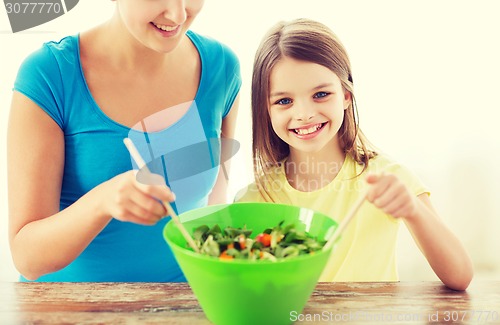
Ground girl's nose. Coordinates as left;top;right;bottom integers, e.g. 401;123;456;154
293;103;315;121
162;0;187;25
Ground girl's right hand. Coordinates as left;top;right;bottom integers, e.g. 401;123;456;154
97;170;176;225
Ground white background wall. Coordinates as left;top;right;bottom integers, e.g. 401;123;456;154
1;0;499;282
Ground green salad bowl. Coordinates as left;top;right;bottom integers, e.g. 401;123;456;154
163;202;337;325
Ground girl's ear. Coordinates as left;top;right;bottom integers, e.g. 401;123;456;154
343;91;352;110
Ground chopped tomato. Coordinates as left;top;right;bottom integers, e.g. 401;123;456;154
256;233;272;247
219;251;234;260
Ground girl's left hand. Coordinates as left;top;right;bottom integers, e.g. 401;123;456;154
365;173;418;220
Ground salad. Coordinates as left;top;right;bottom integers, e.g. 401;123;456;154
191;221;325;261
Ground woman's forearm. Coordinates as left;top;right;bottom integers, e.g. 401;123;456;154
10;187;112;281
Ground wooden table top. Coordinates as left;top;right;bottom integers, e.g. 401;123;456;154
1;281;499;324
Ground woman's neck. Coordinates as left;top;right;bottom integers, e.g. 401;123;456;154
286;144;346;192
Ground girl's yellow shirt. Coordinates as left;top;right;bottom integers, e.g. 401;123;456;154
235;154;428;282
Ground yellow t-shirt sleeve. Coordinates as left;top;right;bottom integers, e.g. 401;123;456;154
234;183;266;203
384;160;430;197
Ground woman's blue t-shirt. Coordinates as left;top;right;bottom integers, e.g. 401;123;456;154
13;30;241;282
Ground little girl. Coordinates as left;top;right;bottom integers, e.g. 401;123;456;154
236;18;473;290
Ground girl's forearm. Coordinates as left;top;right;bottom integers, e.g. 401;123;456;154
404;196;473;290
10;188;112;281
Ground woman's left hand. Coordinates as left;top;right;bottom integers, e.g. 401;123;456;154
365;173;418;220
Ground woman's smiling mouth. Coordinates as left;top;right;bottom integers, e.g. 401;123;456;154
152;22;178;31
150;22;180;37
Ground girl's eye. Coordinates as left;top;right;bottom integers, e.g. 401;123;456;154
274;98;292;105
313;91;330;99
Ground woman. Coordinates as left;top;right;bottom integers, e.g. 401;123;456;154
8;0;241;282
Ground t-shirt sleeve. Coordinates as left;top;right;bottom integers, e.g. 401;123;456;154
385;162;430;197
13;44;65;129
221;44;241;118
234;182;266;203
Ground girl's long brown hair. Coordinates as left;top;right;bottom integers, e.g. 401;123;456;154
251;19;377;201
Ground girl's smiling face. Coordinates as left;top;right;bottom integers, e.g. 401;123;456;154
116;0;205;52
268;57;352;156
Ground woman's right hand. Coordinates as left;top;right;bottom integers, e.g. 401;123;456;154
97;170;176;225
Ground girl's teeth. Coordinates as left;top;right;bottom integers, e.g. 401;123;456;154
295;124;322;135
153;23;177;31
